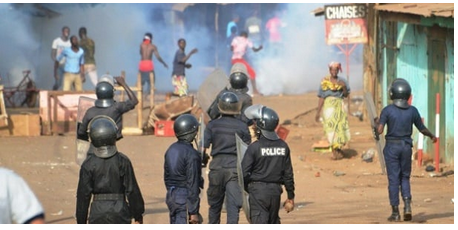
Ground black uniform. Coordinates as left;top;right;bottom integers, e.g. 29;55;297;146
207;87;253;124
76;152;145;224
164;141;203;224
204;115;251;224
241;136;295;224
77;100;136;141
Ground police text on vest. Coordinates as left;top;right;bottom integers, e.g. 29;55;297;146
261;147;286;156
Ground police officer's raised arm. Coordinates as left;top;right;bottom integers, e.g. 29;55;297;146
115;76;138;106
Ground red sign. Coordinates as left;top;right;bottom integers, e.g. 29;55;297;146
324;4;368;45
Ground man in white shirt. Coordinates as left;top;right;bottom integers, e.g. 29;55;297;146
0;167;45;224
244;10;262;47
51;26;71;90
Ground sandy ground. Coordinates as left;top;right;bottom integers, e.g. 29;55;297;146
0;91;454;225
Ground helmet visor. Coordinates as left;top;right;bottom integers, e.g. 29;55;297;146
244;104;265;120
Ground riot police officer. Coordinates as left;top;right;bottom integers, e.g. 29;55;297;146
78;75;138;141
76;115;145;224
164;114;204;224
207;63;253;124
204;92;251;224
241;104;295;224
76;75;138;165
375;78;437;222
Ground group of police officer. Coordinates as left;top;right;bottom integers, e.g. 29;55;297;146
164;63;296;224
73;62;434;224
73;64;296;224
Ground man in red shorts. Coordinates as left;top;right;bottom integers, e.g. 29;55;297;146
231;31;262;96
139;32;168;107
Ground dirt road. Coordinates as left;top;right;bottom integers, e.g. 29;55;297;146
0;92;454;224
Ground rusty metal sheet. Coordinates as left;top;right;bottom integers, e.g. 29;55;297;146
374;3;454;18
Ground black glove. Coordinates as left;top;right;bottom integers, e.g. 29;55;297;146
207;99;221;120
199;176;204;189
372;126;380;141
202;153;209;167
244;176;251;193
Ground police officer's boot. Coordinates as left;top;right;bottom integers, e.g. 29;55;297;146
403;197;412;221
387;205;401;222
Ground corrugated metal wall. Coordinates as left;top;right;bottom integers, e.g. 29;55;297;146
379;19;454;164
444;29;454;164
396;23;430;152
426;26;446;164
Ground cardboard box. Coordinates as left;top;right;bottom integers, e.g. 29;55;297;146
155;120;175;137
0;113;41;137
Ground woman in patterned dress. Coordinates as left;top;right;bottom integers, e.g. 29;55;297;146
315;62;351;160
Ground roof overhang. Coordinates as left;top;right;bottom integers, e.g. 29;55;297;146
374;3;454;18
311;7;324;16
10;3;61;18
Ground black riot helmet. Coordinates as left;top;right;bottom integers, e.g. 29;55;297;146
87;115;118;158
217;91;242;115
389;78;411;109
244;104;280;140
173;114;199;143
229;63;249;91
95;81;115;108
229;72;248;90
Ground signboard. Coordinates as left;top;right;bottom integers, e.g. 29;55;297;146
324;4;368;45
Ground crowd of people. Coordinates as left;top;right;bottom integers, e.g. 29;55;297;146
222;9;288;96
49;8;288;99
51;26;97;91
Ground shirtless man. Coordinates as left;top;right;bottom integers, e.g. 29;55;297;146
139;32;168;108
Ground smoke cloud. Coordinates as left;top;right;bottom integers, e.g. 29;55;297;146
0;3;362;95
253;3;363;96
0;4;42;87
0;3;212;92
